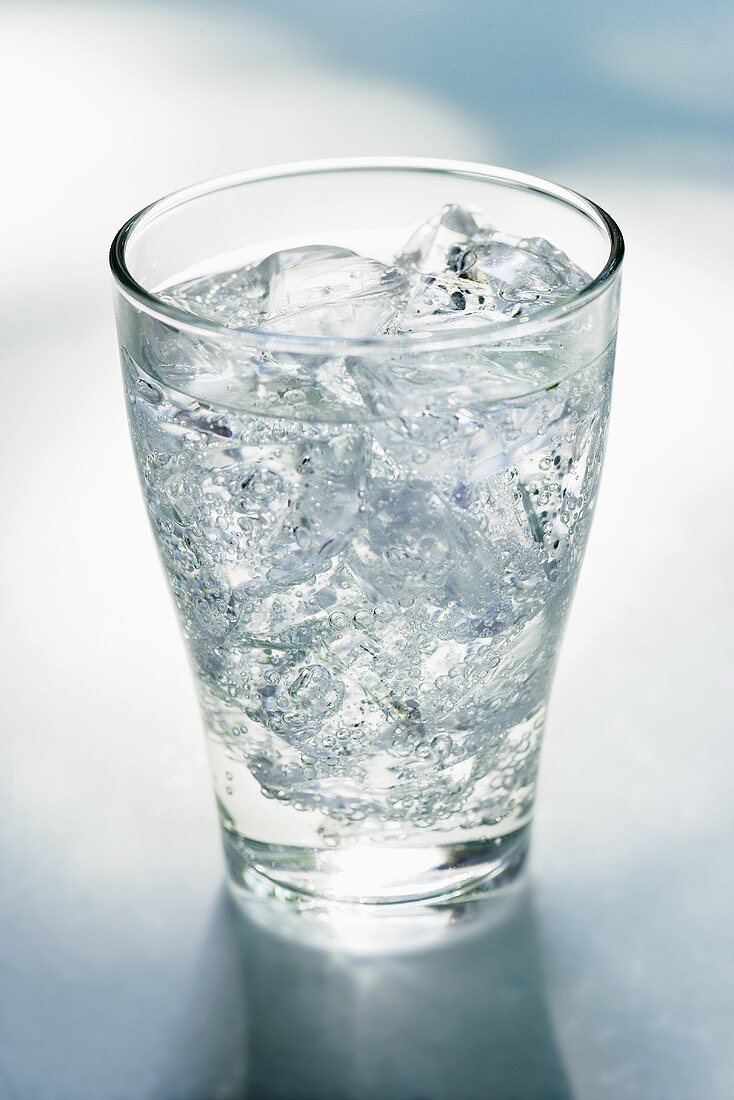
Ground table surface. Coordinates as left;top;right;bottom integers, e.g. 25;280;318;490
3;3;733;1098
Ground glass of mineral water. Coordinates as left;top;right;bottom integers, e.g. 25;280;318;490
111;159;623;928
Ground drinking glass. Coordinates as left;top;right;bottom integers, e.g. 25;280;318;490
110;159;623;923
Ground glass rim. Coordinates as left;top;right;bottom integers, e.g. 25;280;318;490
109;156;624;356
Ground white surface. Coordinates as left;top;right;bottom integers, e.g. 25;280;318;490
2;3;733;1098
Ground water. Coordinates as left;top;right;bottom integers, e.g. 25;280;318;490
124;205;613;907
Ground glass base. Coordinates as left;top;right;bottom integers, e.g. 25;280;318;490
224;824;530;951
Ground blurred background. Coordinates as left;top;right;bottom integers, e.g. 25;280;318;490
2;2;733;1098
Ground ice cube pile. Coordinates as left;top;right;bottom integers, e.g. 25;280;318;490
126;205;611;844
161;203;588;338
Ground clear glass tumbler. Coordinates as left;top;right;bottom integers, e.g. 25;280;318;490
111;159;623;922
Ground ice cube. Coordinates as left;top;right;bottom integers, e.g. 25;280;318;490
158;244;407;338
158;268;265;328
262;247;398;312
392;272;521;333
253;244;355;289
267;662;345;739
397;204;487;273
351;480;453;599
349;479;506;642
158;248;353;328
257;246;407;338
261;297;397;339
464;232;588;305
393;207;589;330
264;428;369;585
